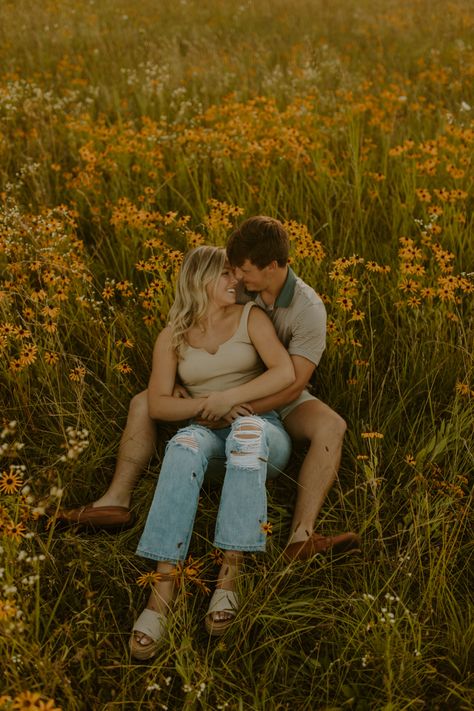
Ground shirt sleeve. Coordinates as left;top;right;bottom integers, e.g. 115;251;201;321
287;300;327;366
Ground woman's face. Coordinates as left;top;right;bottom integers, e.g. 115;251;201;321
208;263;238;306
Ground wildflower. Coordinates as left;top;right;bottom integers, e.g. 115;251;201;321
19;344;38;366
361;432;384;439
143;314;156;326
350;309;365;321
399;279;419;293
10;358;25;373
405;454;416;466
115;362;133;374
44;352;59;365
260;521;273;536
335;296;353;311
209;549;224;566
0;469;23;494
0;599;17;620
184;557;202;578
42;320;58;334
102;285;115;300
415;188;431;203
11;691;44;709
41;305;60;319
357;455;369;460
455;382;470;396
69;366;86;382
136;571;171;587
5;521;27;541
115;337;134;348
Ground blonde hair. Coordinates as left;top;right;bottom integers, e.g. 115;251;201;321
168;246;227;356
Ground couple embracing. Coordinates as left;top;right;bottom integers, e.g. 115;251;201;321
56;216;360;659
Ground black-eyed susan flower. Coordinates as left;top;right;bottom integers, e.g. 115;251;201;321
11;690;44;709
136;571;168;587
335;296;353;311
209;549;224;566
115;362;133;374
5;521;27;540
69;366;86;382
260;521;273;536
44;352;59;366
19;344;38;366
0;469;23;494
115;337;134;348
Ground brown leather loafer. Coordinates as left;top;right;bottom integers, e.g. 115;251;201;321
53;504;134;530
284;531;361;562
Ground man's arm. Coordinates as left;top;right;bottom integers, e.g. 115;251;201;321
247;354;316;414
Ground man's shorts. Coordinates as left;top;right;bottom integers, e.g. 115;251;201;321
278;389;318;421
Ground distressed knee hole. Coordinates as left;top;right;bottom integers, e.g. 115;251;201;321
173;432;199;452
228;418;266;470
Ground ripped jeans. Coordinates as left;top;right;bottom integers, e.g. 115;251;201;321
136;412;292;563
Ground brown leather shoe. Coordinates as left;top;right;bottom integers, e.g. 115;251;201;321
284;532;361;562
53;504;134;530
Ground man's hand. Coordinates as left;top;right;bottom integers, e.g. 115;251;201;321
200;391;235;420
173;384;191;399
222;403;254;424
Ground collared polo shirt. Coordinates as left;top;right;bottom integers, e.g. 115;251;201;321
247;267;327;367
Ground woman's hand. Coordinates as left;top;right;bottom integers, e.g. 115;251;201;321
222;403;254;424
199;391;235;421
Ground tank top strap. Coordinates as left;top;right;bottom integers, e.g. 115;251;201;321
233;300;256;341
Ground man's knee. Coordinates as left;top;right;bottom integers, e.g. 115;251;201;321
286;400;346;443
128;390;149;420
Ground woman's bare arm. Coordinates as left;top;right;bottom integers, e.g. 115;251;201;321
200;307;295;420
147;327;207;421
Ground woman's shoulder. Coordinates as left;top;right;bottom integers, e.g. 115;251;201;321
154;325;173;350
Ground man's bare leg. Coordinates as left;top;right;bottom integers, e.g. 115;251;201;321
55;390;158;527
282;399;360;560
93;390;157;508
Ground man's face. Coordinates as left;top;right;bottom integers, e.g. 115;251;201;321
233;259;272;292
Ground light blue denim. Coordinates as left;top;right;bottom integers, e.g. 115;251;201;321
136;412;292;563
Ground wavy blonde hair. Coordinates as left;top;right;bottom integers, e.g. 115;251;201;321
168;246;227;356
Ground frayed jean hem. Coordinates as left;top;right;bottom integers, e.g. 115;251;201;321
135;548;183;565
213;540;266;553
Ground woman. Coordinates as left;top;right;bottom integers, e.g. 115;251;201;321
130;245;294;659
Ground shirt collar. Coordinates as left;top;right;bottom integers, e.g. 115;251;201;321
249;267;297;309
274;267;297;307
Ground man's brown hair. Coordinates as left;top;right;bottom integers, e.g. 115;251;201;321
227;216;289;268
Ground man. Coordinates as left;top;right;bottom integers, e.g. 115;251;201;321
56;216;360;561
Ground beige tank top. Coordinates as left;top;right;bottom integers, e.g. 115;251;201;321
178;301;264;397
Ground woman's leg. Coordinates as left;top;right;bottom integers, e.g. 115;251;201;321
136;424;225;563
207;415;291;629
131;425;226;656
214;415;292;553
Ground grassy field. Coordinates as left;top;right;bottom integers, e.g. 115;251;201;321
1;0;473;708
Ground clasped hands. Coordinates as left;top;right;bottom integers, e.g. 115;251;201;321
173;384;254;428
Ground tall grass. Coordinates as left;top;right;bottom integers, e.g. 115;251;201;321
1;0;473;709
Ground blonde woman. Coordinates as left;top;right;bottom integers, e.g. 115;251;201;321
130;246;295;659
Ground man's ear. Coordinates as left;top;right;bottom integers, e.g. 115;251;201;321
266;260;278;272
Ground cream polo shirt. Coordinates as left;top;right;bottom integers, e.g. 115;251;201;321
241;268;326;367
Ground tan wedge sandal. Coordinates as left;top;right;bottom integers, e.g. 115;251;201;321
204;588;239;636
129;608;167;660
